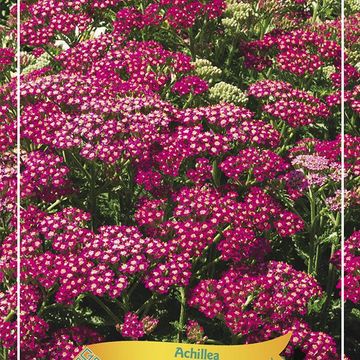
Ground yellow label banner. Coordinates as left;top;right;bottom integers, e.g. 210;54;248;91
75;332;292;360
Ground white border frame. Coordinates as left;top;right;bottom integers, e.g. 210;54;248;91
14;0;347;359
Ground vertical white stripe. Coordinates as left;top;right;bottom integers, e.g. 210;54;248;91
16;0;21;359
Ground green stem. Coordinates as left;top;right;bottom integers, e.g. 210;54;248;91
193;224;232;269
39;302;64;315
0;348;6;360
231;334;241;345
114;298;128;313
312;1;319;23
121;292;131;312
195;256;222;277
307;188;317;274
314;243;321;275
87;294;119;323
136;293;158;316
320;243;338;326
244;169;254;187
213;224;232;243
188;28;196;60
183;93;194;108
40;45;56;60
4;310;15;322
46;197;67;212
127;278;142;298
259;16;272;39
67;151;92;181
177;287;186;343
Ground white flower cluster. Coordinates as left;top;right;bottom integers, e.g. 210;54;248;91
221;1;254;36
209;81;247;105
193;59;222;82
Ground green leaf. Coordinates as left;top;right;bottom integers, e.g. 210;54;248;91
307;295;327;314
292;236;310;262
350;308;360;320
319;232;339;245
86;315;110;326
212;160;221;187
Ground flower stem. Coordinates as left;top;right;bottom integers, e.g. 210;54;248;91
4;310;15;322
67;151;92;181
177;287;186;343
195;256;222;277
136;293;158;316
46;197;67;212
87;293;119;323
320;243;338;326
307;188;317;274
192;224;232;271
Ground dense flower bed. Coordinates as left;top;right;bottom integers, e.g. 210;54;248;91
0;0;359;359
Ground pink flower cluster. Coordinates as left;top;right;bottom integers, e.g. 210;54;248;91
15;185;304;354
113;0;225;34
219;148;289;183
188;261;338;359
21;0;226;48
289;135;360;210
0;152;16;217
21;39;216;167
172;76;209;96
0;80;16;153
21;323;104;360
21;206;171;303
186;320;206;344
333;231;360;304
244;29;340;76
21;151;72;201
0;48;15;71
119;313;158;339
248;80;330;127
257;0;312;30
